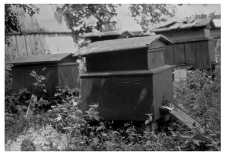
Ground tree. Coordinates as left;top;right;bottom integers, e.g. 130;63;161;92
5;4;39;45
129;4;175;32
55;4;119;33
55;4;175;35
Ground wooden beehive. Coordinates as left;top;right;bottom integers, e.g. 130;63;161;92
11;53;79;97
75;35;174;121
152;18;216;69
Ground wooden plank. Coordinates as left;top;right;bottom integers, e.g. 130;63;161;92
184;42;196;66
164;45;174;65
196;41;211;69
208;40;216;63
158;29;207;43
5;44;12;70
174;44;185;65
5;44;11;62
16;35;28;57
34;35;46;55
25;35;36;56
171;107;203;133
7;36;19;60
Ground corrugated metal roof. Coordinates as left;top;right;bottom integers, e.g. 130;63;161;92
152;18;215;32
82;30;135;38
74;35;173;56
10;53;73;65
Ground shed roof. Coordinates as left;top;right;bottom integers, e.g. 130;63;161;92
74;35;173;56
152;18;216;32
10;53;73;65
82;30;135;38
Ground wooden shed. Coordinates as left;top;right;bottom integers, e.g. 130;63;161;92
152;18;216;69
74;35;174;121
11;53;79;97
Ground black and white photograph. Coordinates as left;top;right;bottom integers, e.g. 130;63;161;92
3;1;221;151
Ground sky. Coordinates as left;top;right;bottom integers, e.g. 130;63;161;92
34;4;221;32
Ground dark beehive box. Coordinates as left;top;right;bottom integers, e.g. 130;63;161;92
152;18;216;69
11;53;79;97
75;35;174;121
164;38;215;69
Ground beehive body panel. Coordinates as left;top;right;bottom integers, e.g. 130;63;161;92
58;64;80;89
12;67;26;91
152;67;173;120
164;45;174;65
185;42;196;65
12;64;59;97
11;54;79;96
81;74;153;121
174;44;185;65
196;41;211;69
86;48;148;72
156;28;210;42
147;50;165;69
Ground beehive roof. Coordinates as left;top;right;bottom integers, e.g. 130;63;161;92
213;19;221;28
74;35;173;56
82;30;135;38
10;53;73;65
152;18;215;32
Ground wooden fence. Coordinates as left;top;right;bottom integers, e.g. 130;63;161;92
5;32;78;67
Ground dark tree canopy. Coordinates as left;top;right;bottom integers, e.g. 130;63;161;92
5;4;39;45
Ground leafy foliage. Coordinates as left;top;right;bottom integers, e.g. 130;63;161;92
5;4;39;45
55;4;176;33
53;4;120;47
129;4;175;31
53;4;176;47
173;65;221;151
55;4;119;33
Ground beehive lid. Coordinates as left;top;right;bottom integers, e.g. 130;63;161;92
152;18;216;32
74;35;173;56
82;30;135;38
212;19;221;28
10;53;73;65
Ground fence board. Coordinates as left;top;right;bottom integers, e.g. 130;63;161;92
34;35;46;55
16;36;27;57
25;35;36;56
